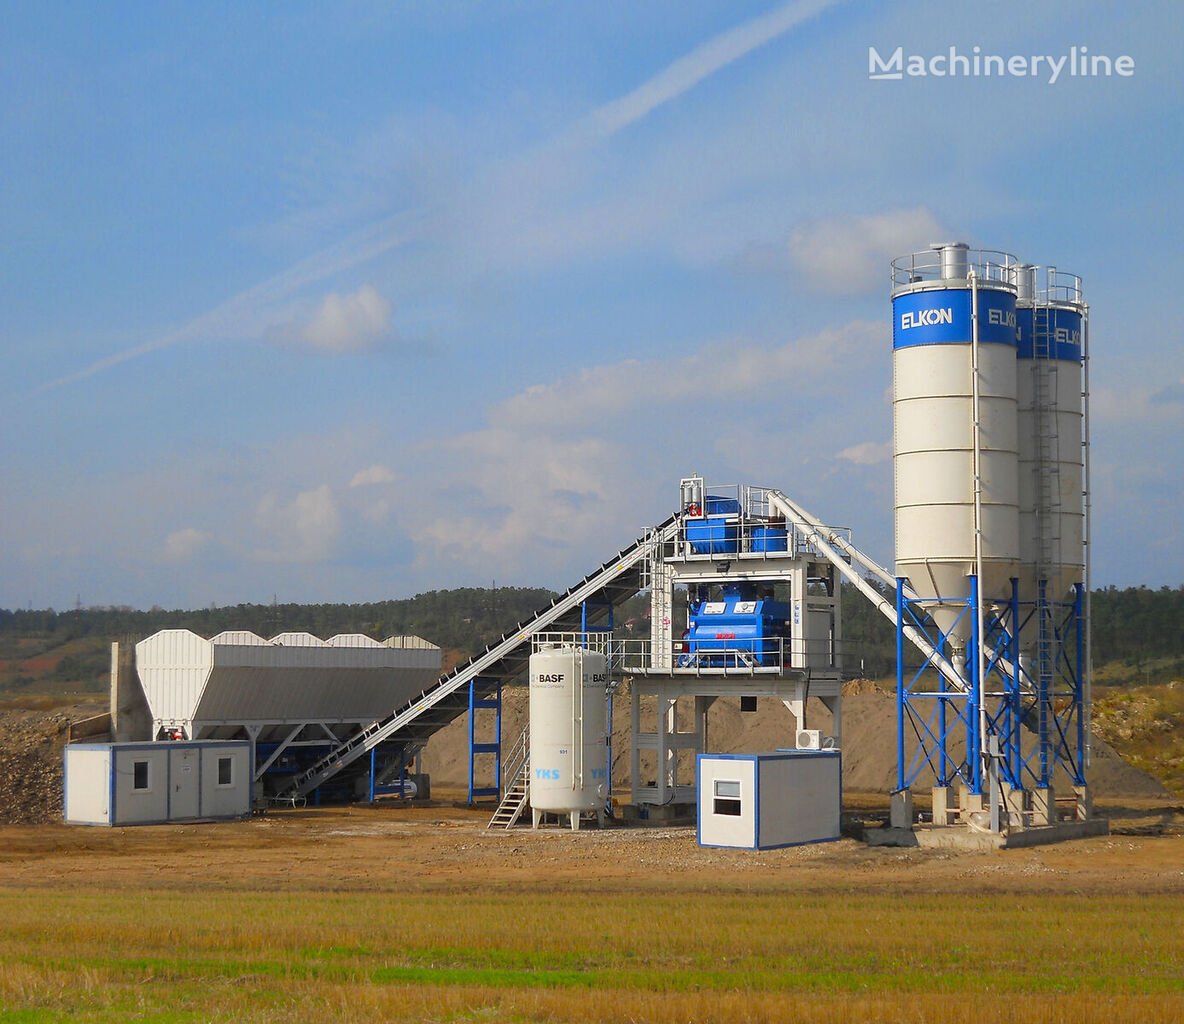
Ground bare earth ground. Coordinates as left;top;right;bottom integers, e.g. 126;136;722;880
2;796;1183;891
2;690;1182;1020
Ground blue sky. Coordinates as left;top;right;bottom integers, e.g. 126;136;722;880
2;1;1181;610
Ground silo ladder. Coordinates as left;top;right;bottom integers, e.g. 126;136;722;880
487;729;530;830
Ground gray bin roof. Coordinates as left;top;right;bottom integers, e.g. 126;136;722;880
136;629;442;731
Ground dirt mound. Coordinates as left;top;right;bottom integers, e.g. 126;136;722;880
0;702;104;824
421;685;1169;799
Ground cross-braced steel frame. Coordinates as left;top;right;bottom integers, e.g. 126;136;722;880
896;576;1085;798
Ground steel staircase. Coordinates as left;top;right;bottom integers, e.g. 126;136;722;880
275;514;682;800
487;728;530;829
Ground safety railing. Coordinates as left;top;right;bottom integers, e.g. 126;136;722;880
891;248;1021;289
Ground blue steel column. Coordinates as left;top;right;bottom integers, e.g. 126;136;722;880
968;575;982;795
1038;579;1051;789
1074;582;1086;785
1008;578;1021;786
895;578;906;794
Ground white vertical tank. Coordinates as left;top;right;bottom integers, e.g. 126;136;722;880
529;646;608;830
891;243;1021;647
1014;266;1086;609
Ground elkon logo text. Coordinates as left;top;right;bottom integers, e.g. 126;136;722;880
869;45;1134;83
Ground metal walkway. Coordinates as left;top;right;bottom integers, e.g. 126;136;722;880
277;515;681;800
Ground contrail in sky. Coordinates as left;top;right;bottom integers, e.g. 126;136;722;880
586;0;843;138
36;0;843;395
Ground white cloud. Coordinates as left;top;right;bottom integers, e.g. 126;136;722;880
491;321;880;432
837;441;892;465
252;484;341;563
788;207;950;294
392;318;887;580
298;285;392;353
349;464;397;488
163;527;212;562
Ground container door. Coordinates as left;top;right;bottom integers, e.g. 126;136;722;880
169;746;200;820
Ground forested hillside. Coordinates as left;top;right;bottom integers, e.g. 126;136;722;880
1;583;1182;693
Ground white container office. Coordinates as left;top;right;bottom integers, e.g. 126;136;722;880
64;740;252;826
697;750;841;850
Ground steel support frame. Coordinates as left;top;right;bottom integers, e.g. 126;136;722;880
896;575;1086;804
1012;581;1087;790
467;677;502;802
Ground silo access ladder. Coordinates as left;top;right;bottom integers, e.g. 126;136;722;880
487;729;530;829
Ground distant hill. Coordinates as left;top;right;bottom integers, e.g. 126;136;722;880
1;584;1182;694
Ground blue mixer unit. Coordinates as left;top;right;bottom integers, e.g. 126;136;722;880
684;583;788;666
686;495;742;554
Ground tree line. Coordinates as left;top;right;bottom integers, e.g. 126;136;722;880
1;582;1181;684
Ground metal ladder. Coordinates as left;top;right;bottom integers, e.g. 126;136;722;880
487;728;530;829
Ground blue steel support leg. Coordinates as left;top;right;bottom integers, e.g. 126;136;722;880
467;680;477;804
969;575;982;796
938;645;949;788
494;680;503;794
1039;579;1050;789
895;578;906;794
1074;582;1086;785
369;748;376;803
1009;578;1021;787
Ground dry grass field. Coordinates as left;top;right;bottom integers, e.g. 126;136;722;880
1;797;1182;1023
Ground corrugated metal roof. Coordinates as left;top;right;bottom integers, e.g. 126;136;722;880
383;635;439;650
325;633;384;648
136;628;442;736
270;632;327;647
211;630;269;645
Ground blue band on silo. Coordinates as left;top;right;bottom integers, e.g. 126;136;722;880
1015;306;1083;362
892;287;1017;349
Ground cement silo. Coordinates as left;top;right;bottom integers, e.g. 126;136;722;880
528;646;608;830
891;243;1021;650
1013;264;1086;609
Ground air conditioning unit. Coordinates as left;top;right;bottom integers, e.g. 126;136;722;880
796;730;837;750
797;729;822;750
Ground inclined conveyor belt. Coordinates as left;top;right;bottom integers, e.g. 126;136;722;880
277;514;682;799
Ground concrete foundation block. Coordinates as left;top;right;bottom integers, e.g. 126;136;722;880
890;790;914;829
959;790;984;821
931;786;954;826
1075;784;1092;822
1029;787;1055;826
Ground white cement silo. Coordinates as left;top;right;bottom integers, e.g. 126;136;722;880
891;243;1021;649
528;646;608;830
1014;265;1086;608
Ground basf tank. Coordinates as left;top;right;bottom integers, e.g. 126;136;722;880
528;646;608;830
1013;264;1086;608
891;243;1021;645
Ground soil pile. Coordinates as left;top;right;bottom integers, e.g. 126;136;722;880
420;682;1169;799
0;702;103;824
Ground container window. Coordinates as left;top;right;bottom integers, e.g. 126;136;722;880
713;778;742;816
217;756;233;787
133;760;150;791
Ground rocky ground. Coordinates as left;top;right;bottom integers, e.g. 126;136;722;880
0;697;105;825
